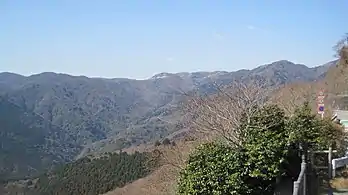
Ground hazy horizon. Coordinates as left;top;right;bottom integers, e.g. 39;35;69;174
1;1;346;79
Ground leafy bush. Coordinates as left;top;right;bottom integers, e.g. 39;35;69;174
177;142;250;195
242;104;289;181
178;103;345;195
288;102;346;151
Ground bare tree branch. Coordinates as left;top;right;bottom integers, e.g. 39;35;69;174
272;82;319;116
333;33;348;58
181;79;271;147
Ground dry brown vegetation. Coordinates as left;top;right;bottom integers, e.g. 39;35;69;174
183;80;270;146
330;168;348;190
103;35;348;195
102;140;198;195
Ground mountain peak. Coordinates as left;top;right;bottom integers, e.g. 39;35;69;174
151;72;175;79
256;60;308;72
271;60;295;65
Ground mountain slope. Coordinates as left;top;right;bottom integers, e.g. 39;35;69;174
0;97;80;182
27;151;156;195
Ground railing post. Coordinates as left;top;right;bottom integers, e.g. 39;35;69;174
332;159;336;178
329;146;333;179
328;145;333;195
301;142;307;195
302;162;307;195
293;181;299;195
293;162;307;195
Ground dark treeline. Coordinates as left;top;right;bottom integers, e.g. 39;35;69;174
6;151;157;195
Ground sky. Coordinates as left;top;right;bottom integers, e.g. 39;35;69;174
1;0;347;79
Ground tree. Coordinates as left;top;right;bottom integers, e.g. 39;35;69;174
272;82;317;116
333;33;348;62
242;105;289;183
287;102;346;151
287;102;321;147
326;33;348;96
177;142;250;195
183;80;271;147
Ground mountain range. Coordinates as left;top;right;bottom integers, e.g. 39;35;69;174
0;59;336;181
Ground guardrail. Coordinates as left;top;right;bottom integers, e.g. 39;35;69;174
332;156;348;177
293;162;307;195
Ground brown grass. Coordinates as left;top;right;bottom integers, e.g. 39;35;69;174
102;164;178;195
330;169;348;189
330;177;348;189
102;139;201;195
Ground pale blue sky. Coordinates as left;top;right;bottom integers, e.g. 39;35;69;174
1;1;347;79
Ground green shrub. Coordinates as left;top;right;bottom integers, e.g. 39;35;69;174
178;142;252;195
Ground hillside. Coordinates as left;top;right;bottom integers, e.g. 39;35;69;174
102;140;198;195
0;97;80;182
0;60;333;182
2;151;158;195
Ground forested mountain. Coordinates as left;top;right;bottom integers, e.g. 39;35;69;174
0;60;335;182
0;97;80;182
2;151;157;195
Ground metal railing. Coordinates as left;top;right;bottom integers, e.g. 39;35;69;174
293;162;307;195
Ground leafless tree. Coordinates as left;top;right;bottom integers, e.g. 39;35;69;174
326;33;348;102
333;33;348;60
272;82;320;116
182;79;272;147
